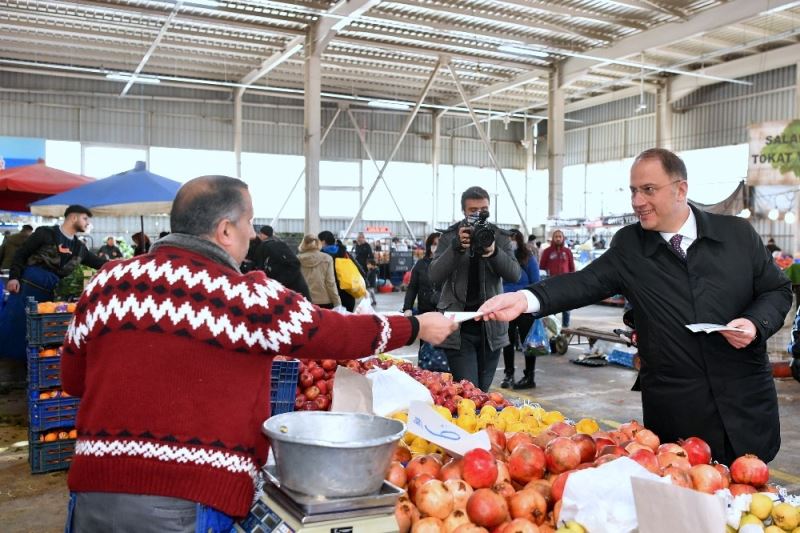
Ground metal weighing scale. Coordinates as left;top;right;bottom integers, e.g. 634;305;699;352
236;466;403;533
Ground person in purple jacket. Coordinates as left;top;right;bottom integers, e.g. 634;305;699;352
500;229;541;389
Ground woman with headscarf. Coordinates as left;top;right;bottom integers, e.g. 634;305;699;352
297;234;341;309
500;229;540;389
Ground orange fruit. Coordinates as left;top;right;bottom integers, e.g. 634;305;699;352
39;392;50;400
67;303;77;313
61;391;70;398
39;348;57;357
57;431;69;440
44;433;57;442
68;429;77;439
37;302;56;313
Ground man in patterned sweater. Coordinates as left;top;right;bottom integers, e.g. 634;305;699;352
61;175;458;532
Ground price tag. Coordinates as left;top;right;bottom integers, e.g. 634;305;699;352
407;401;491;457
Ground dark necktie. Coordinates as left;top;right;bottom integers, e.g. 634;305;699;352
669;234;686;260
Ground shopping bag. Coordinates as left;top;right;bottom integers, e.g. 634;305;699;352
523;318;550;356
418;341;450;372
334;257;367;298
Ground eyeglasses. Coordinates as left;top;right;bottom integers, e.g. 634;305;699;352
629;179;685;198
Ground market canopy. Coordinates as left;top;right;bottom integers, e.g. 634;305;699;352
0;160;94;212
29;161;182;218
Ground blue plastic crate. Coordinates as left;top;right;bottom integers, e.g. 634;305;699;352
270;359;299;416
29;390;80;432
26;299;72;346
27;347;63;390
29;431;75;474
607;349;636;368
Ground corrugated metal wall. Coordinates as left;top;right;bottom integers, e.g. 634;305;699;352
0;72;525;169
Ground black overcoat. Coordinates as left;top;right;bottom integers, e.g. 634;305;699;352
529;206;791;464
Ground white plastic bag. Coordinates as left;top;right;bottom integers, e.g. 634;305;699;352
365;366;433;416
559;457;668;533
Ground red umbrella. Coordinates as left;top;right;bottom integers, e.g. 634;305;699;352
0;160;94;212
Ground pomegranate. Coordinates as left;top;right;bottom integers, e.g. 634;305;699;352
549;422;576;437
593;437;615;457
466;488;510;528
712;462;731;489
395;500;421;533
729;483;757;496
629;449;660;475
495;460;511;485
570;434;595;464
408;474;436;502
493;481;516;500
444;479;473;510
394;445;413;463
729;454;769;486
463;449;499;489
594;454;620;467
416;479;454;519
553;499;562;525
524;478;552;507
387;461;408;488
597;444;626;458
508;489;547;525
618;420;643;439
501;518;541;533
452;525;490;533
545;437;581;474
532;431;557;450
439;458;464;481
624;442;652;455
507;432;535;453
679;437;712;466
634;429;660;452
508;444;546;484
656;451;691;471
757;483;779;494
688;464;724;494
407;455;443;480
549;471;573;502
662;465;693;489
486;427;507;451
657;443;685;456
412;517;445;533
443;509;471;533
608;431;627;445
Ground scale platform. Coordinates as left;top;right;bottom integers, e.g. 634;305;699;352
236;466;403;533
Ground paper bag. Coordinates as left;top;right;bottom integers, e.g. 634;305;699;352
632;477;726;533
330;366;373;414
366;366;433;416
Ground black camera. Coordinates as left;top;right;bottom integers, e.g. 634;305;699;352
463;210;495;256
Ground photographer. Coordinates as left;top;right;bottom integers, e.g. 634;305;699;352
429;186;521;391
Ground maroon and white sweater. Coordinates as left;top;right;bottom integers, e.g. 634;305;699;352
61;239;417;517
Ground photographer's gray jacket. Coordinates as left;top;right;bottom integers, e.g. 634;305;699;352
429;223;521;351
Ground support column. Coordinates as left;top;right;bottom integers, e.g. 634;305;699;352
304;28;322;235
432;111;442;232
233;88;243;179
656;81;673;150
547;67;565;219
793;63;800;255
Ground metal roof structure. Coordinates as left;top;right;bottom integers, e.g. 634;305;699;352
1;0;799;116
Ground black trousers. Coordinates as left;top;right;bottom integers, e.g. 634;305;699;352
502;313;536;378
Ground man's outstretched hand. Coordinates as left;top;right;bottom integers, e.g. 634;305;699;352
478;292;529;322
417;312;459;345
719;318;757;349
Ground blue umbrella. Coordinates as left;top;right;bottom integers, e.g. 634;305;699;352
30;161;181;218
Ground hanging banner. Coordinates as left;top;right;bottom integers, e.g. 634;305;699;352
747;120;800;186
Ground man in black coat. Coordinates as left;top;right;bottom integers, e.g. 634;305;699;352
479;148;791;466
253;225;310;299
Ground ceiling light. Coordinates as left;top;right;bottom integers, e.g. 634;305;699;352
768;208;780;221
785;211;796;224
367;100;411;111
184;0;220;7
106;73;160;85
497;45;549;59
738;208;751;219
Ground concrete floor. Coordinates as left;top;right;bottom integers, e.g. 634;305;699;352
0;291;797;532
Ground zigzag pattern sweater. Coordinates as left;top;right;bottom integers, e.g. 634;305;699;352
61;242;416;517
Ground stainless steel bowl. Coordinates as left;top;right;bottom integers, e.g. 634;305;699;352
263;411;405;498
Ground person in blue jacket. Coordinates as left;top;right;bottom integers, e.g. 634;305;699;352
500;229;541;389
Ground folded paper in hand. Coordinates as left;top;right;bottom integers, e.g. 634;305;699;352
686;323;745;333
443;311;483;323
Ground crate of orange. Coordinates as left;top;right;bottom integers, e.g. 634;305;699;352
28;389;80;432
27;346;63;389
26;297;75;346
29;429;77;474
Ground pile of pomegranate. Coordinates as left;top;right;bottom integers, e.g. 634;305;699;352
388;419;776;533
292;356;512;412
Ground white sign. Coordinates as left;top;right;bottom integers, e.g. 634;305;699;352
747;119;800;185
407;401;490;457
